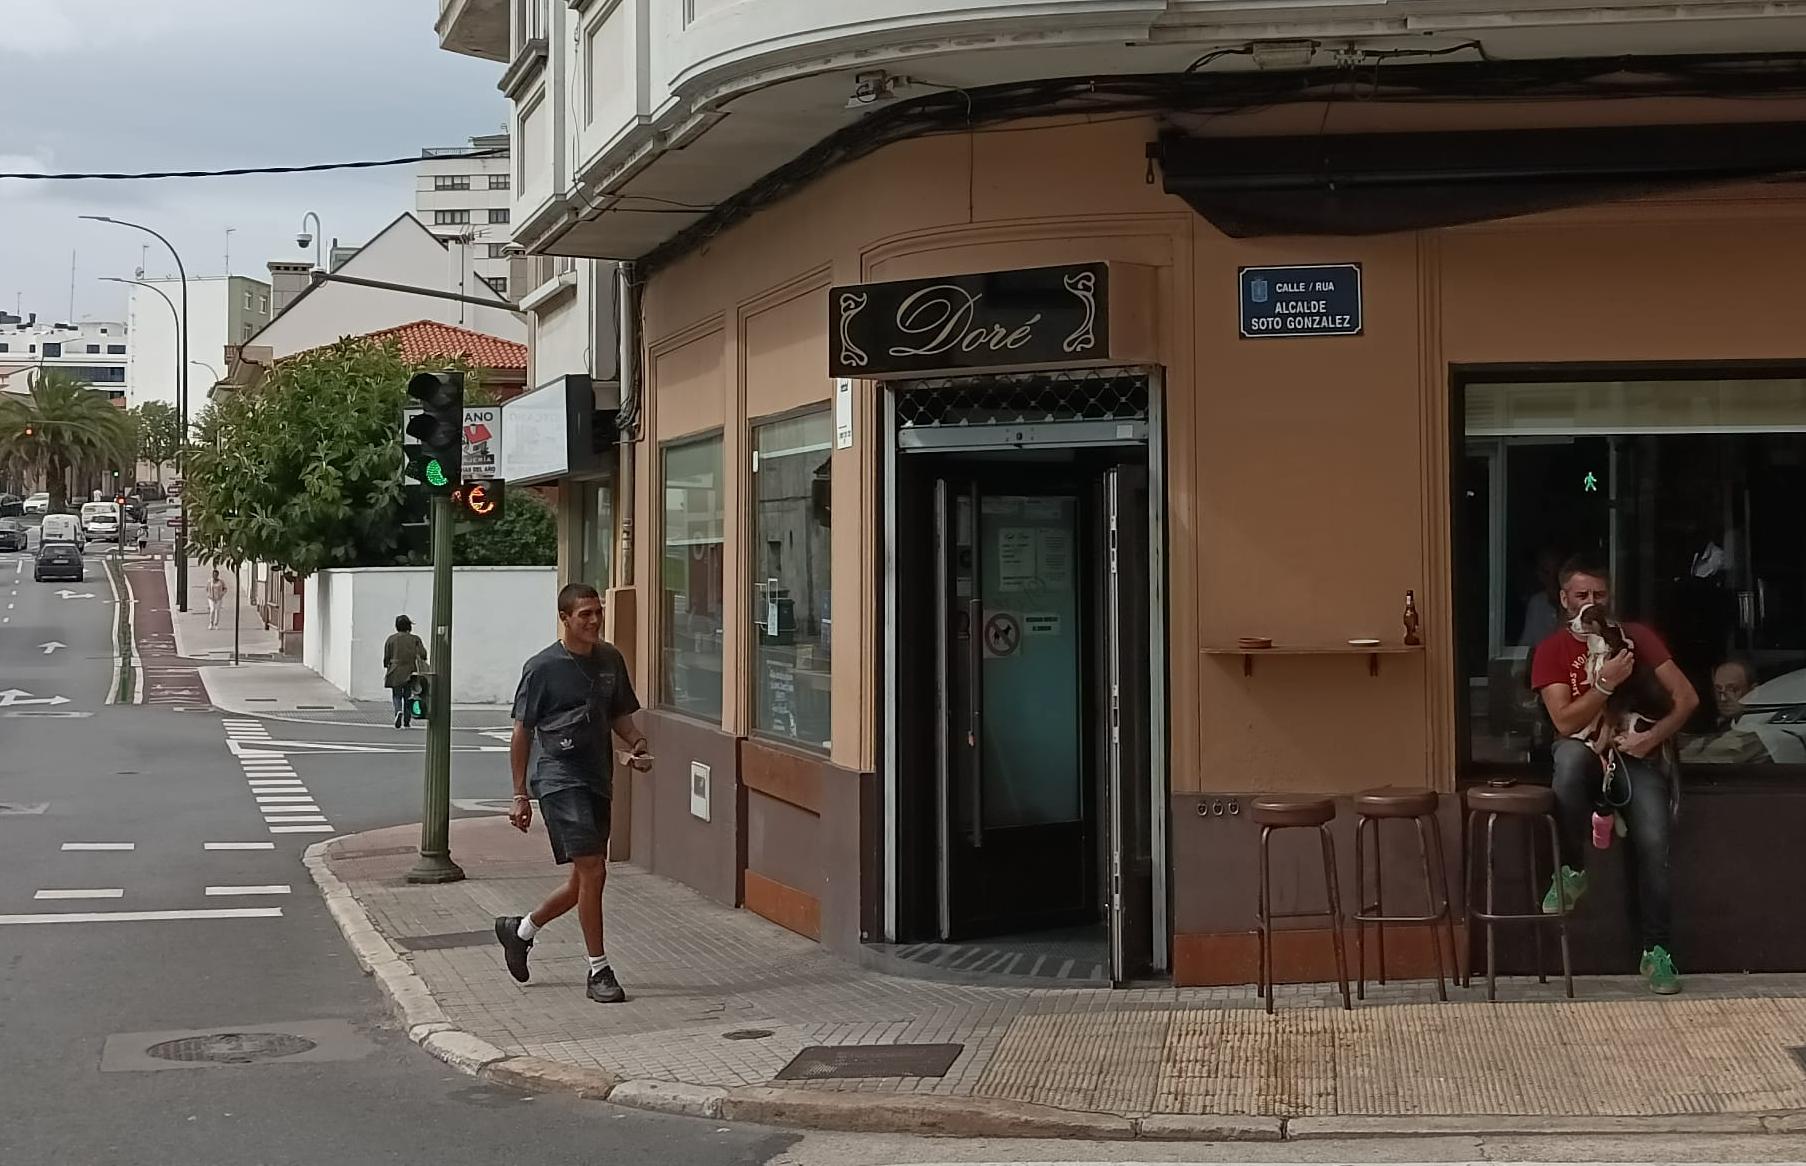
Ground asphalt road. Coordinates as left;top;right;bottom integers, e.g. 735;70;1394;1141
0;541;796;1166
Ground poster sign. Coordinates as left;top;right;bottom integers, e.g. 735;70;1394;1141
461;406;501;479
1239;263;1362;339
830;263;1108;377
835;377;854;449
982;612;1021;658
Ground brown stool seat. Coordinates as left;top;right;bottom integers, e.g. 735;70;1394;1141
1465;783;1555;816
1250;795;1334;828
1354;787;1438;818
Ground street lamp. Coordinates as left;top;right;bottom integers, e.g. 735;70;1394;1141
298;212;323;270
85;216;191;613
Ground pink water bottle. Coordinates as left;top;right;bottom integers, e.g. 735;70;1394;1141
1592;812;1614;850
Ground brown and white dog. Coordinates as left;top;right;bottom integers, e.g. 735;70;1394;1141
1572;602;1673;753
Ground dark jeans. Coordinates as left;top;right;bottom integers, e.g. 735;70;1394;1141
1550;737;1673;950
390;685;411;720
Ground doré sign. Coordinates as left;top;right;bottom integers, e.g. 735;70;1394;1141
830;262;1108;378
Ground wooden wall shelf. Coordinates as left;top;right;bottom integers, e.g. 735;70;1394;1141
1202;643;1424;678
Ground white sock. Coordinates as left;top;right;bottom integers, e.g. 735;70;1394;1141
587;954;610;975
517;917;539;941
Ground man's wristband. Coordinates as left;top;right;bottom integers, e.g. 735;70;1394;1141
512;794;530;802
1595;681;1617;697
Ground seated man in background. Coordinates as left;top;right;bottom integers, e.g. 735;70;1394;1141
1680;658;1772;765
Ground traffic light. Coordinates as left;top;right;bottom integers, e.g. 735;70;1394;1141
451;479;505;521
403;370;464;492
397;482;431;560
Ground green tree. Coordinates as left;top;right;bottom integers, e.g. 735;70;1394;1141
0;370;134;512
184;339;416;576
455;488;556;566
129;400;182;482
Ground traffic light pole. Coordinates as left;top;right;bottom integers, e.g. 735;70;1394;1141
407;492;464;884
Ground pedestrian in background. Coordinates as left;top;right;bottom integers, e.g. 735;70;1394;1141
205;570;228;630
384;614;428;729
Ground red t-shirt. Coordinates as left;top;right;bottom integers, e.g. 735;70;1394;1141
1530;621;1673;698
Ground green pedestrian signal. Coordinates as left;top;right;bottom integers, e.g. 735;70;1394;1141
424;458;448;488
1583;471;1599;493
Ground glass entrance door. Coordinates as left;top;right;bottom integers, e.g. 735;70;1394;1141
934;474;1090;939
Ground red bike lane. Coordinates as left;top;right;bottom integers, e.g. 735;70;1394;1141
124;560;209;707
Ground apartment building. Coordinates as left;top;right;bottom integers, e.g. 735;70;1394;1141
0;313;129;399
417;132;515;299
439;0;1806;989
124;275;270;408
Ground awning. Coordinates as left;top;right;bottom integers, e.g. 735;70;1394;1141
1154;121;1806;236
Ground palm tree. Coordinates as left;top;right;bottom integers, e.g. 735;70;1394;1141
0;370;135;512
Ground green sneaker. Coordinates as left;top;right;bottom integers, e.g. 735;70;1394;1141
1540;865;1588;915
1641;946;1682;995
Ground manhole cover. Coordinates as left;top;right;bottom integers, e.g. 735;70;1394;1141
145;1032;318;1064
775;1043;963;1081
722;1029;773;1041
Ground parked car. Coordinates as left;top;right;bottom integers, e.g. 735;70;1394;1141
23;492;50;514
0;518;24;552
134;481;166;502
33;541;82;582
0;493;20;517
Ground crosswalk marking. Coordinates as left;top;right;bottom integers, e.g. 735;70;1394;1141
35;888;124;900
204;842;276;850
268;824;334;834
205;885;290;896
255;795;316;802
61;842;133;851
264;814;327;823
0;908;283;925
223;716;335;837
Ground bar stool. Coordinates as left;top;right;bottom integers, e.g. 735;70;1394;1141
1250;795;1351;1014
1350;787;1457;1001
1463;782;1574;1000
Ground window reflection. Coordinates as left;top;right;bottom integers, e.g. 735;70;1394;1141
1460;377;1806;771
661;437;724;721
751;412;832;750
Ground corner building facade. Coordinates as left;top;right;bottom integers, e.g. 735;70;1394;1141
438;0;1806;986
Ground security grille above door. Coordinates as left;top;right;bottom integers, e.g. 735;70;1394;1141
895;368;1149;452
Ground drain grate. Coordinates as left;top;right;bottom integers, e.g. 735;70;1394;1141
722;1029;773;1041
776;1043;963;1081
146;1032;318;1064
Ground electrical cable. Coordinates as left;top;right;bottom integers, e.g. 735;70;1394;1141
0;149;507;182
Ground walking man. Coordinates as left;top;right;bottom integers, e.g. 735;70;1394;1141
1530;555;1699;994
495;583;652;1003
205;569;228;630
382;615;427;729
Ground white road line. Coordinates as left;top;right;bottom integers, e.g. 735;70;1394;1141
205;885;291;896
61;842;134;851
269;824;334;834
204;842;276;850
263;814;326;822
0;908;282;925
248;781;306;789
255;795;316;803
35;888;125;900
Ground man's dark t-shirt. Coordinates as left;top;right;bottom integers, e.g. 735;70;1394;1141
511;640;640;798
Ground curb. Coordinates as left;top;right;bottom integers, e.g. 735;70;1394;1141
299;839;1806;1142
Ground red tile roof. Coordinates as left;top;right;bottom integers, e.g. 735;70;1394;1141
362;320;527;370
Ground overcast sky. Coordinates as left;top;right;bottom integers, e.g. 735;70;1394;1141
0;1;505;323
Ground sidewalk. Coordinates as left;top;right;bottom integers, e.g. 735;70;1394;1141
166;557;281;663
199;646;512;729
313;815;1806;1139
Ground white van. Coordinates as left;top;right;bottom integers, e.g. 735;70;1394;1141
80;501;122;543
38;513;82;546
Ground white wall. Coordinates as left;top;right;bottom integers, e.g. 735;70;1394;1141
303;566;555;703
125;277;268;408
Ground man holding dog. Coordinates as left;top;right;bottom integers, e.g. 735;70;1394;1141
1530;555;1699;995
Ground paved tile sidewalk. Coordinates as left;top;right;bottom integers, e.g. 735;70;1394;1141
324;815;1806;1120
199;654;512;730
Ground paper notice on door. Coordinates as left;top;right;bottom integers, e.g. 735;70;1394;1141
1036;527;1072;590
997;527;1035;592
1024;612;1061;636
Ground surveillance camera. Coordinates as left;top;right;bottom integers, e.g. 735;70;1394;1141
296;232;313;249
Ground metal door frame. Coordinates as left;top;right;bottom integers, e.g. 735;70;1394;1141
881;368;1170;977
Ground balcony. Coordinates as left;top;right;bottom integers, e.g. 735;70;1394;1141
437;0;508;63
511;0;1806;263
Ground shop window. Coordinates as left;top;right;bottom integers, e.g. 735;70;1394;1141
660;436;724;721
751;411;832;750
1457;373;1806;775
